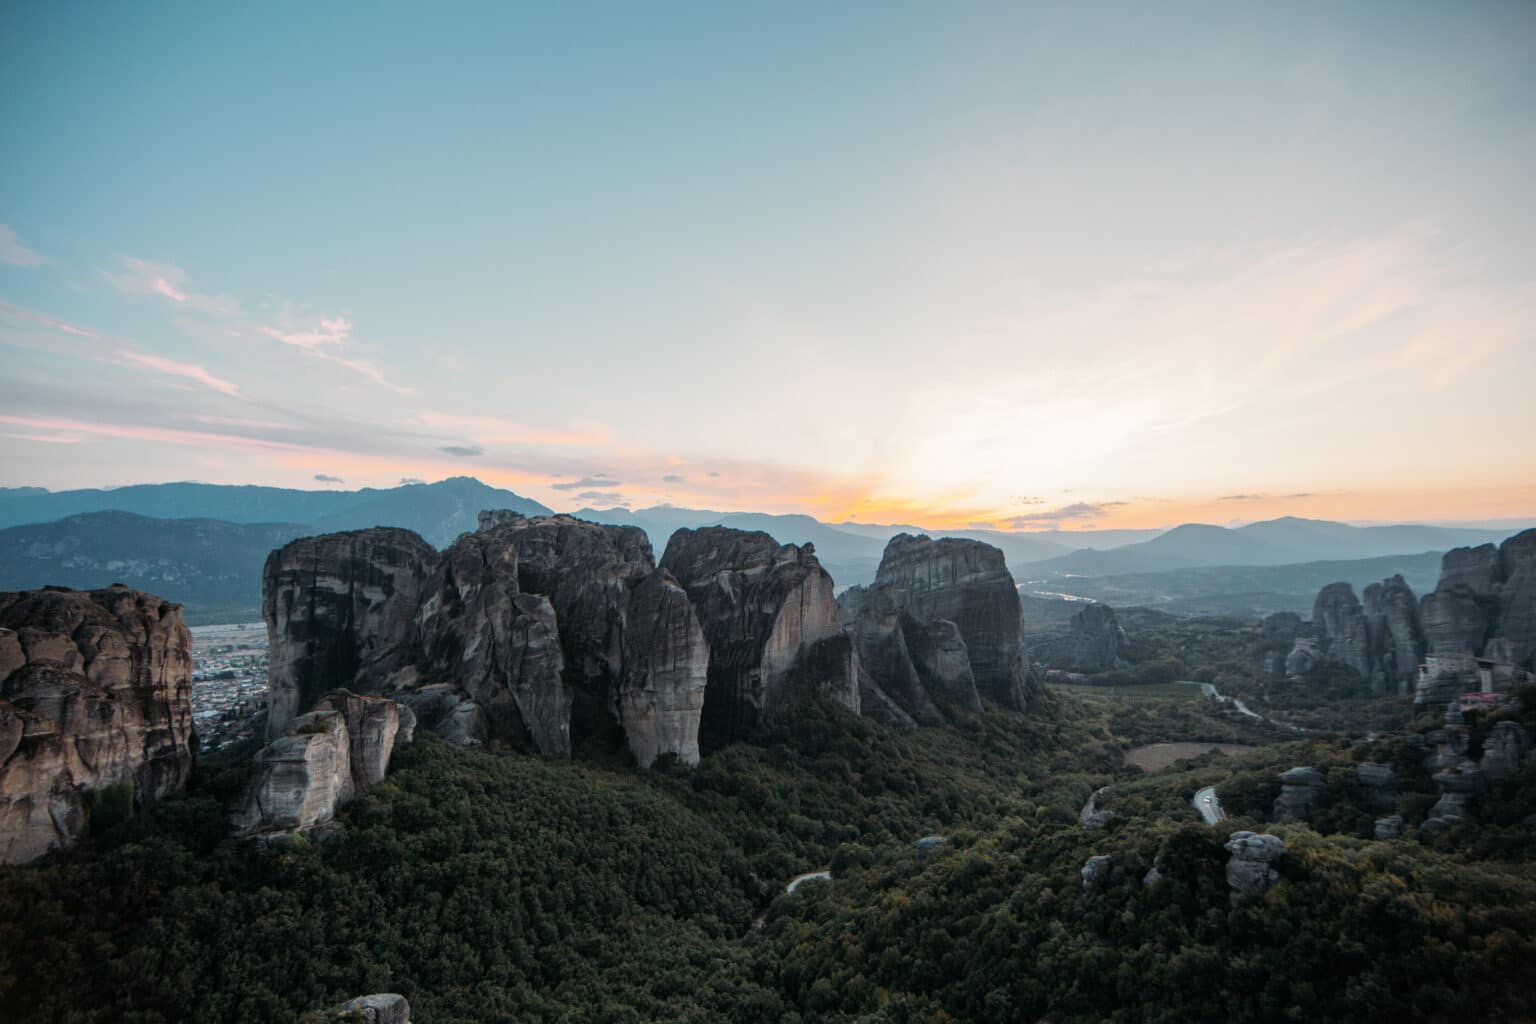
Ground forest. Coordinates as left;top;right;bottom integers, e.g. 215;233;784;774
1;688;1533;1023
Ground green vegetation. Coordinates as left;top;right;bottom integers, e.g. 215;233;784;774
0;692;1531;1023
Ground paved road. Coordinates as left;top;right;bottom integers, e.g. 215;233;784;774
1193;786;1226;825
785;869;831;894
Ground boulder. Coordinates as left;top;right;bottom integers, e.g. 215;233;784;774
337;993;411;1024
0;587;194;864
263;528;436;738
1272;766;1324;822
1284;637;1320;678
1374;815;1404;839
232;689;412;837
1080;854;1112;891
916;835;948;858
661;528;858;749
1224;831;1286;900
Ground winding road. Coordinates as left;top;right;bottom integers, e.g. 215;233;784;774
1193;786;1226;825
785;869;831;894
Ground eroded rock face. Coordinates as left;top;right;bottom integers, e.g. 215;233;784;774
264;529;436;738
1080;854;1112;891
1224;831;1286;901
1056;602;1130;673
1374;815;1403;840
0;586;194;864
1438;544;1501;595
1480;721;1530;780
661;527;857;749
232;689;413;837
871;535;1035;708
1312;584;1372;680
263;514;710;766
1363;575;1425;694
1356;762;1397;809
415;529;570;757
843;533;1036;721
620;570;709;766
1411;529;1536;701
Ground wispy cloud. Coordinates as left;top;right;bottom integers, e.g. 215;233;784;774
260;314;414;395
314;473;345;483
576;490;625;505
0;300;99;338
399;477;426;486
1220;492;1315;502
0;225;46;267
115;349;240;396
1007;501;1127;530
101;257;240;315
552;475;621;491
439;444;484;457
662;474;686;483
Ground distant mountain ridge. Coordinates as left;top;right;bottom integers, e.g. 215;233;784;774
0;511;310;623
0;476;550;548
1021;516;1517;577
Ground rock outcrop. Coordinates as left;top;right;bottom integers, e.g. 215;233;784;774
0;586;195;864
1374;815;1403;840
264;528;436;738
1271;766;1324;822
261;514;711;767
842;534;1036;722
1413;529;1536;701
1363;575;1425;694
1051;602;1130;673
335;994;411;1024
1291;575;1427;693
232;689;413;837
1480;721;1530;780
1224;831;1286;901
661;527;857;749
1356;762;1397;809
1080;854;1112;891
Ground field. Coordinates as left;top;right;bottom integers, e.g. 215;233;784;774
1123;741;1258;771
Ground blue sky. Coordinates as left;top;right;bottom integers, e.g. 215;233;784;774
2;2;1533;529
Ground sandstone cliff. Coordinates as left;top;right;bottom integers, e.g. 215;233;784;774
843;533;1036;720
1413;528;1536;701
264;528;436;738
262;514;710;767
232;689;413;837
0;586;194;864
660;527;857;750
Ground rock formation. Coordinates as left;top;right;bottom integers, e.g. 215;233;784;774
261;514;711;767
334;994;411;1024
1363;575;1425;694
1413;528;1536;702
1289;575;1426;693
1055;602;1130;673
0;586;195;864
1271;766;1324;822
841;533;1036;722
1374;815;1403;840
1224;831;1286;901
232;689;413;837
661;527;857;749
415;527;570;757
1355;762;1397;809
264;528;436;738
1080;854;1112;891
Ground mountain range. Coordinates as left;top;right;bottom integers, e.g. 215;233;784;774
0;476;550;548
1;478;1529;623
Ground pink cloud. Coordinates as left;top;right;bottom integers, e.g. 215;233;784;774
260;315;412;394
114;349;240;396
101;257;241;315
0;300;100;338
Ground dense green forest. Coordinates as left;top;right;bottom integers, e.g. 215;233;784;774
2;691;1533;1023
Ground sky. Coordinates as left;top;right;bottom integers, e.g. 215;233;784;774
1;2;1533;532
